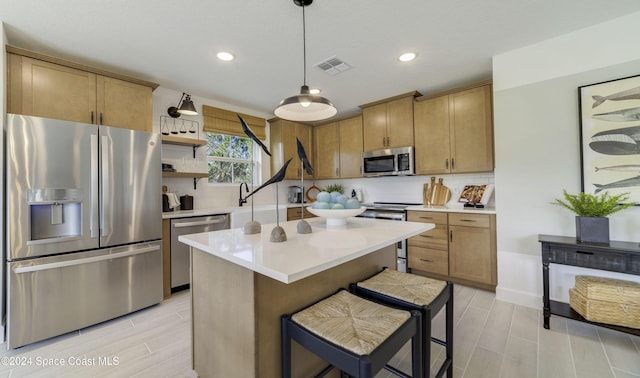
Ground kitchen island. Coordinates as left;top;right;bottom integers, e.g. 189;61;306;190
179;217;433;378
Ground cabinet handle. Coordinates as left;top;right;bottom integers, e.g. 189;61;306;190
460;219;477;222
445;159;449;169
91;111;94;124
419;216;433;220
450;230;453;242
387;136;390;146
419;235;433;238
99;113;103;125
335;167;339;177
451;158;455;170
576;251;594;255
420;258;434;263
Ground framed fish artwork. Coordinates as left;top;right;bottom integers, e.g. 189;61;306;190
579;74;640;204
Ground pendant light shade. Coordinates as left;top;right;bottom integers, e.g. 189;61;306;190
274;0;336;122
274;85;336;122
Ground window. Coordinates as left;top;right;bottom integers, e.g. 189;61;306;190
206;133;260;184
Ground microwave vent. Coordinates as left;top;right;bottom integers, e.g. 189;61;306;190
315;56;351;76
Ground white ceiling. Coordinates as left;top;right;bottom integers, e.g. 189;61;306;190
2;0;640;119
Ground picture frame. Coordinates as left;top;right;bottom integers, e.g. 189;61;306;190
578;74;640;204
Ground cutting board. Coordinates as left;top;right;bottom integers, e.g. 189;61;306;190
423;177;451;206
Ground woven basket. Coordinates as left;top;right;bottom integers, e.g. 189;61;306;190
569;288;640;329
574;275;640;306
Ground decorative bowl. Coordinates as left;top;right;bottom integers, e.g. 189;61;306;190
306;206;366;227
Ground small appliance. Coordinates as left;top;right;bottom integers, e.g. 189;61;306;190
362;146;414;177
287;186;304;203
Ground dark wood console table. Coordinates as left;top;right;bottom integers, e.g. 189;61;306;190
539;234;640;336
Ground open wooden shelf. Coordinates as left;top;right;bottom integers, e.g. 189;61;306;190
161;135;206;147
162;171;208;189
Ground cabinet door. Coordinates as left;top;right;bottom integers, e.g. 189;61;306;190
449;225;493;284
281;120;299;180
296;122;314;180
362;103;387;151
450;85;493;173
339;116;364;178
414;95;451;174
314;122;340;179
97;76;152;131
14;55;97;124
386;96;414;148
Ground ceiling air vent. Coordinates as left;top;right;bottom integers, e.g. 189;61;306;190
315;56;351;76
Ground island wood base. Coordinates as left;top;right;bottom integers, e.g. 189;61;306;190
191;244;396;378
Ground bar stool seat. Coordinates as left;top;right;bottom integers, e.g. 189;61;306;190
351;269;454;378
281;289;422;377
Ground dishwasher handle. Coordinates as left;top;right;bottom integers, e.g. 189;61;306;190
172;216;228;228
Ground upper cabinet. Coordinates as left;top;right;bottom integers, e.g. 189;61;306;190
313;115;364;179
269;118;313;180
7;46;157;132
360;92;418;151
414;83;494;175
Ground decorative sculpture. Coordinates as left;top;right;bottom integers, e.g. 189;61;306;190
296;137;313;234
238;115;272;234
243;158;293;242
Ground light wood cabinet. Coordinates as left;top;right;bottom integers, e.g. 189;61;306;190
313;115;364;179
361;93;417;151
7;47;156;132
448;213;496;286
414;83;493;174
286;206;317;221
407;210;497;291
269;119;313;180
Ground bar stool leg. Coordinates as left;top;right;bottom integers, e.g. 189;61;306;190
281;315;292;378
446;285;454;378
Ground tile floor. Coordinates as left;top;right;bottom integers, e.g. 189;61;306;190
0;285;638;377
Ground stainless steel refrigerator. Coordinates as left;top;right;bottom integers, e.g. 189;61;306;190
5;114;163;349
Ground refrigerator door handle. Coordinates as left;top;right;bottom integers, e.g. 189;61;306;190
90;134;99;238
101;135;111;237
172;217;228;228
13;245;160;274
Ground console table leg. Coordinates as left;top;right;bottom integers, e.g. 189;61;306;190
542;260;550;329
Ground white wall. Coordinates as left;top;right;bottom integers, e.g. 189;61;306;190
493;11;640;308
153;87;278;209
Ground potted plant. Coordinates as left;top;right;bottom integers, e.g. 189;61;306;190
552;190;634;244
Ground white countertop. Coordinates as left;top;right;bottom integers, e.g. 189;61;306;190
179;217;433;284
406;204;496;215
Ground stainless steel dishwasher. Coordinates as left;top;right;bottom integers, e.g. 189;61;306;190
170;214;229;291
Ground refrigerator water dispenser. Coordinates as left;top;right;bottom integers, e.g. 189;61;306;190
27;188;82;241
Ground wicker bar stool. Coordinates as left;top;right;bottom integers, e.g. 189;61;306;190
281;289;423;378
350;268;454;378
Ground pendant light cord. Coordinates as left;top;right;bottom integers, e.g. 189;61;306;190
302;4;307;86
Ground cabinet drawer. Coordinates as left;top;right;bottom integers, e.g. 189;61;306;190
449;213;490;228
407;211;447;224
408;223;448;249
409;246;448;275
548;246;628;272
286;207;316;221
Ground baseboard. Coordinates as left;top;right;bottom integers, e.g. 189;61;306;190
496;285;541;310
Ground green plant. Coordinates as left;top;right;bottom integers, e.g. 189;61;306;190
324;183;344;194
552;190;635;217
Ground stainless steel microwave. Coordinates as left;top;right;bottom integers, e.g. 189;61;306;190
362;146;414;177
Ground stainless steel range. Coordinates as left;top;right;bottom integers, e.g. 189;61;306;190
357;202;421;272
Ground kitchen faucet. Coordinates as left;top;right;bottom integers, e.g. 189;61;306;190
239;182;249;207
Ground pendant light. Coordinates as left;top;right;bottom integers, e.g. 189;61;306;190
274;0;337;122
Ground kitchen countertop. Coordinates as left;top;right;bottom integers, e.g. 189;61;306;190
179;217;433;284
162;207;233;219
406;204;496;215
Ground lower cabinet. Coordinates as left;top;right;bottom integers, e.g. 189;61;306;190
286;206;316;221
407;210;497;291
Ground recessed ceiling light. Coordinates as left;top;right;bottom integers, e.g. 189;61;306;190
309;88;321;94
398;52;416;62
217;52;234;61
